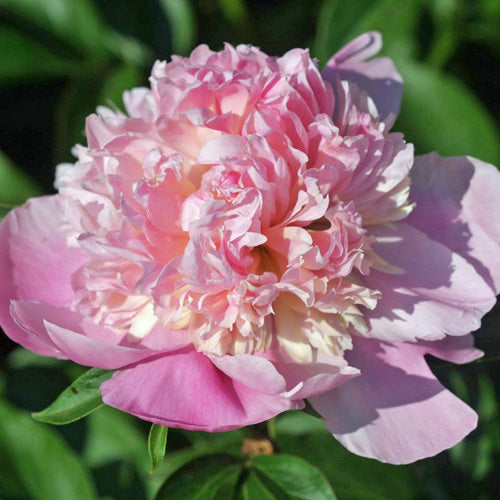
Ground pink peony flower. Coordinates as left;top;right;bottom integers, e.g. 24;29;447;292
1;32;499;464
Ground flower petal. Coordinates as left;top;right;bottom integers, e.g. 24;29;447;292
322;31;402;120
208;353;287;394
0;196;87;356
363;222;496;342
101;348;302;431
6;196;87;306
408;153;500;294
10;301;158;369
311;337;478;464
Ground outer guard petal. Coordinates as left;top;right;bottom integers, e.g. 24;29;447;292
101;348;302;431
0;196;86;356
362;223;495;342
311;337;478;464
10;301;158;369
408;153;500;294
322;32;403;120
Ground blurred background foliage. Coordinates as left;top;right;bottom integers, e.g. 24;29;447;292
0;0;499;499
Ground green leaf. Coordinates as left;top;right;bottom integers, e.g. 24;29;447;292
276;412;417;500
252;454;337;500
148;424;169;474
396;60;500;165
32;367;113;425
159;0;197;55
242;471;277;500
7;346;67;369
158;434;243;482
0;25;76;82
0;400;97;500
0;0;109;55
0;150;42;205
155;454;242;500
448;372;500;480
0;203;12;221
83;405;150;470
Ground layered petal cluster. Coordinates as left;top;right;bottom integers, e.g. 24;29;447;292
1;32;499;464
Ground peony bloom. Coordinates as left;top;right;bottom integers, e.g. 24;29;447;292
1;32;499;464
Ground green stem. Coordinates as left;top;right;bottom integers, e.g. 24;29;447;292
266;418;276;441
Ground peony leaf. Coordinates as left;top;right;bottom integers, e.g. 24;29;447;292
396;60;500;165
0;0;109;55
252;454;337;500
0;204;12;221
148;423;169;474
157;435;243;489
83;405;150;469
0;26;77;82
32;367;113;425
448;372;500;480
0;400;98;500
276;412;417;500
155;454;242;500
159;0;197;56
242;470;277;500
0;150;42;205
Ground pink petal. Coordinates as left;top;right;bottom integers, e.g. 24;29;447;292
198;135;246;164
7;196;88;306
0;197;86;356
278;362;359;400
407;153;500;294
101;348;302;431
322;31;402;120
416;333;483;365
363;222;496;342
208;353;287;394
311;337;478;464
1;212;61;357
10;301;158;369
257;347;360;399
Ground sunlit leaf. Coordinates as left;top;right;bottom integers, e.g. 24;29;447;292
396;60;500;165
0;400;97;500
0;149;41;205
148;424;169;474
252;454;337;500
32;367;113;425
